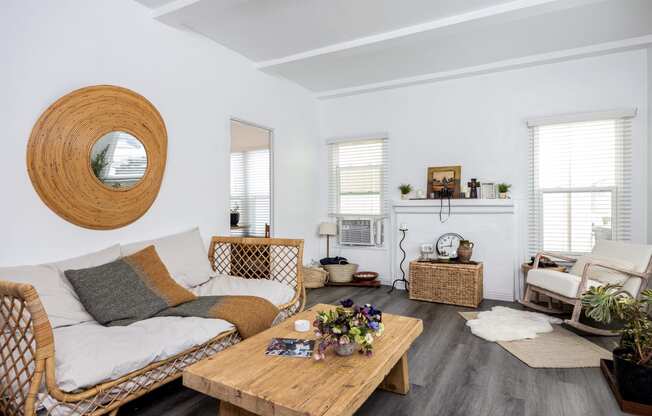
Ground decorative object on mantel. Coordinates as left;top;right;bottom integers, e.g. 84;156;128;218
313;299;384;359
415;189;426;199
436;232;464;259
398;183;413;200
427;166;461;199
27;85;167;229
456;240;475;263
582;285;652;407
319;222;337;257
480;182;496;199
467;178;480;199
497;183;512;199
389;223;410;293
409;260;483;307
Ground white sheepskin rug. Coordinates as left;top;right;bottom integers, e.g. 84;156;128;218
465;306;563;342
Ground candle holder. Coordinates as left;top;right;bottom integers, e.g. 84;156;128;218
389;224;409;293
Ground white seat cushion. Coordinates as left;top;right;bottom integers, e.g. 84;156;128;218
527;268;603;299
121;228;212;288
191;274;295;306
53;317;234;392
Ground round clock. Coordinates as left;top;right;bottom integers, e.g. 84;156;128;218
436;233;464;258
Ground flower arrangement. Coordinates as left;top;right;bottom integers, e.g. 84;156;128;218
313;299;384;360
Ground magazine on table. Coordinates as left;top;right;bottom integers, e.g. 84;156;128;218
265;338;315;358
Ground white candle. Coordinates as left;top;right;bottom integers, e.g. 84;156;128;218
399;223;408;231
294;319;310;332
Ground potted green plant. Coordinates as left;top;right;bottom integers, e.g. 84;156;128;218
398;184;413;200
581;285;652;405
91;145;110;181
497;183;511;199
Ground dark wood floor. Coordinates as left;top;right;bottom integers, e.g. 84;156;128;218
118;286;623;416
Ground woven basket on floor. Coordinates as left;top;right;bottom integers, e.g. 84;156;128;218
323;263;359;283
303;267;329;288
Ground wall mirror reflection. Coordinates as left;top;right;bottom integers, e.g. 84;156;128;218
91;131;148;189
230;119;273;237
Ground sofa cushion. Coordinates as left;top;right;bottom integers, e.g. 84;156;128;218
52;316;234;392
0;265;91;329
569;255;637;284
192;274;295;306
121;228;212;288
527;268;603;299
590;240;652;274
65;246;196;325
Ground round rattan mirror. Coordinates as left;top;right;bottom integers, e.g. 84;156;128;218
27;85;167;230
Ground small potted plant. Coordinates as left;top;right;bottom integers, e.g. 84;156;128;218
581;285;652;405
398;184;413;200
497;183;511;199
313;299;384;359
230;205;240;227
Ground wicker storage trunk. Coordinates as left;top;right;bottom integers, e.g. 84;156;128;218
409;261;483;307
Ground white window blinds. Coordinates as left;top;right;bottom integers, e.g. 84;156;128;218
328;138;388;217
230;148;270;237
528;111;634;256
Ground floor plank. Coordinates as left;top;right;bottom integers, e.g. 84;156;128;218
118;286;624;416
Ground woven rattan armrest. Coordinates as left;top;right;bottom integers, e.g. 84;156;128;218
0;280;55;416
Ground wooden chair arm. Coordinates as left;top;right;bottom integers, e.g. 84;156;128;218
0;280;55;416
533;251;577;269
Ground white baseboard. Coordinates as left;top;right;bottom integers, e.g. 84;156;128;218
484;290;515;302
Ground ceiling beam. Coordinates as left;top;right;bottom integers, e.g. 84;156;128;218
315;35;652;99
255;0;601;69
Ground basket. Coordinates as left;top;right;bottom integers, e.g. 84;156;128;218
409;261;483;307
303;267;329;288
323;263;359;283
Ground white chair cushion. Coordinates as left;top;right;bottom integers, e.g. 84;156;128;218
121;228;212;288
0;265;92;329
191;274;295;306
52;316;234;392
591;240;652;274
527;268;603;299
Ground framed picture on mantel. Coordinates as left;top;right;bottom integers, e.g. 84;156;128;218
427;166;461;199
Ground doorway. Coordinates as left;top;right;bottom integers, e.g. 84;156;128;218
229;119;273;237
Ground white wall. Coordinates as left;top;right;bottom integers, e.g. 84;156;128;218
318;50;649;284
0;0;320;266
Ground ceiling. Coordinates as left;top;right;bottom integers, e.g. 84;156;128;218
135;0;652;97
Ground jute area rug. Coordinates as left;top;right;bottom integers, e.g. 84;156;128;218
459;311;612;368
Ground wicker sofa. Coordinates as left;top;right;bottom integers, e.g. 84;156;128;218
0;234;305;416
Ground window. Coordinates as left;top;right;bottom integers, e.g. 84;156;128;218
230;120;272;237
528;111;634;255
328;137;388;217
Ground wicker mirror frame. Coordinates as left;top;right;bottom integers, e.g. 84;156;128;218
27;85;167;230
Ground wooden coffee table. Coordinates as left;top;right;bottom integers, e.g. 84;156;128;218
183;303;423;416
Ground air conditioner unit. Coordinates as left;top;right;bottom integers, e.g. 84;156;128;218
338;218;383;246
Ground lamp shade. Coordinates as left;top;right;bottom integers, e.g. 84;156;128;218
319;222;337;236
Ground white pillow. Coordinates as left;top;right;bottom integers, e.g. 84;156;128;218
191;274;295;306
569;255;637;285
121;228;212;288
52;244;122;293
0;265;91;329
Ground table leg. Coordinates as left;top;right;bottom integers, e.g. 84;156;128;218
219;400;257;416
379;353;410;395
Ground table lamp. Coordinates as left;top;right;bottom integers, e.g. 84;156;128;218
319;222;337;258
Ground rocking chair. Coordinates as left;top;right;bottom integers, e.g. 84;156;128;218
519;240;652;336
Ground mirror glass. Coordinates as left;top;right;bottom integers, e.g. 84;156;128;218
90;131;147;189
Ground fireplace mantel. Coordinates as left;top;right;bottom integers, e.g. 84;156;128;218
390;198;519;301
